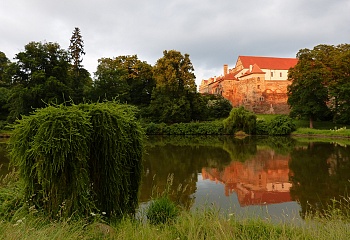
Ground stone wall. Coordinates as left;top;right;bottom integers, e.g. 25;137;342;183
220;77;291;114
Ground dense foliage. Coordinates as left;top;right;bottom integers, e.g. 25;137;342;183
92;55;155;105
3;41;92;122
267;115;296;135
223;107;256;134
144;121;224;135
8;102;144;220
147;50;198;123
288;44;350;126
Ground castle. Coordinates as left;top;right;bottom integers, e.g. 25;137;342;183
199;56;298;114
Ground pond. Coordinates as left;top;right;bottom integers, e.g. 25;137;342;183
1;135;350;221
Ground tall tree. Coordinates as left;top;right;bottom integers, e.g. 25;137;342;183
287;48;331;128
6;41;71;121
153;50;196;96
327;44;350;123
92;55;155;105
148;50;197;123
288;44;350;126
0;51;10;86
68;27;91;103
69;27;85;70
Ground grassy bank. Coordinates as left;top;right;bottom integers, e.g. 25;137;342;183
257;114;350;139
292;127;350;138
0;209;350;240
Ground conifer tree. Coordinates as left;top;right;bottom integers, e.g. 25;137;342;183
68;27;91;103
69;27;85;70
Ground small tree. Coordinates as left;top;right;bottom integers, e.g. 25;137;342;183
9;102;144;220
267;115;296;135
223;106;256;134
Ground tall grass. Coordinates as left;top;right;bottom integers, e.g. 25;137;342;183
1;205;350;240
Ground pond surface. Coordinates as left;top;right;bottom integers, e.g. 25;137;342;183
1;136;350;221
139;135;350;221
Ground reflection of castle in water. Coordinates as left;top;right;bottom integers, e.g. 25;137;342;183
202;150;292;206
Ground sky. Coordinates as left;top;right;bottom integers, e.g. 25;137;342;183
1;0;350;87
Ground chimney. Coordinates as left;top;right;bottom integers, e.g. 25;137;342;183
223;64;228;75
249;65;253;72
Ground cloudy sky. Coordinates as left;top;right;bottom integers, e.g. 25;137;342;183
1;0;349;86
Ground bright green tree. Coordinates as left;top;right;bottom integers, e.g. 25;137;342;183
9;102;144;220
223;106;256;134
148;50;197;123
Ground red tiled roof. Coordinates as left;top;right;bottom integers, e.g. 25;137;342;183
239;56;298;70
224;72;236;80
241;63;266;77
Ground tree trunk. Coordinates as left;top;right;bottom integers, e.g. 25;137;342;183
309;116;314;129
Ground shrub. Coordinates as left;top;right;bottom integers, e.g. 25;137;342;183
8;102;144;220
255;119;269;135
146;196;179;225
223;107;256;134
144;121;224;135
267;115;296;135
207;98;232;119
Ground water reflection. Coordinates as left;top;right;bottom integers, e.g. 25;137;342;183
141;136;350;220
1;135;350;220
289;142;350;218
202;149;292;206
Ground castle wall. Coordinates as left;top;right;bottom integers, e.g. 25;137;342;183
222;77;291;114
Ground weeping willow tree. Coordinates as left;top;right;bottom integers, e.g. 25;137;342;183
223;106;257;134
80;102;144;218
8;102;144;220
9;105;94;218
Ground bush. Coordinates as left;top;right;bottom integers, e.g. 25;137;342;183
223;107;256;134
255;119;269;135
8;102;144;220
146;196;179;225
267;115;296;135
144;121;224;135
207;97;232;119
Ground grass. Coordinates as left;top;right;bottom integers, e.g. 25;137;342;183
1;207;350;239
292;127;350;138
257;114;350;138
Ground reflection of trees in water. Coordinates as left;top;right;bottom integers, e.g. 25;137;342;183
141;136;297;209
141;144;232;209
289;142;350;218
222;137;257;162
256;136;296;155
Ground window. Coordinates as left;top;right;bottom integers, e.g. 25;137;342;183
257;77;260;81
280;72;282;77
271;72;274;77
260;96;264;101
257;85;260;89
